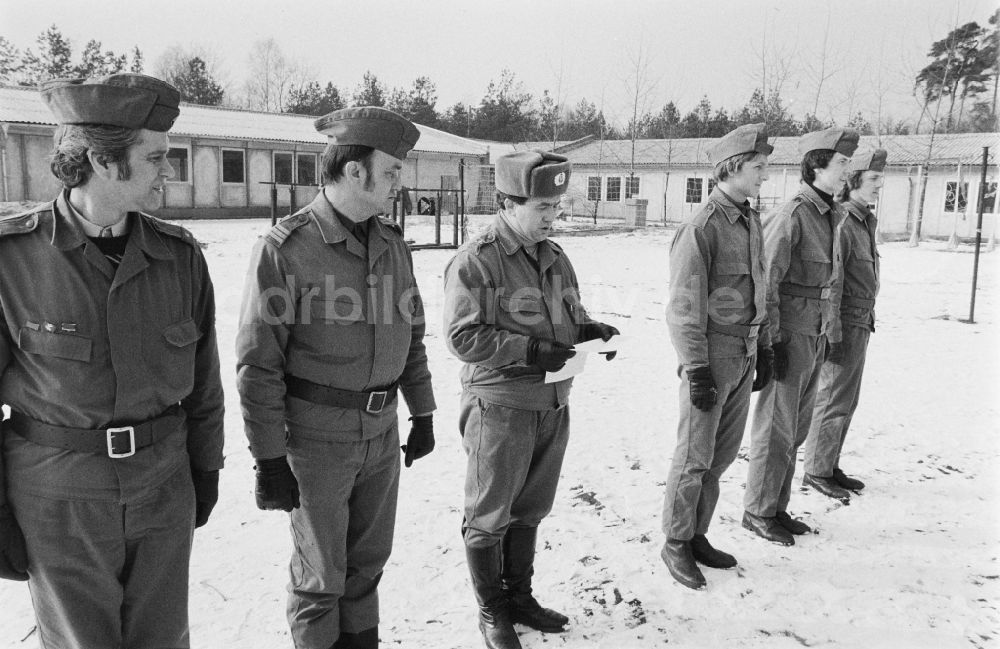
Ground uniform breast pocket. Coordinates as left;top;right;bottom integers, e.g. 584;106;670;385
499;295;545;329
305;297;368;360
709;262;751;322
851;246;876;274
18;326;92;362
159;318;202;394
799;248;832;282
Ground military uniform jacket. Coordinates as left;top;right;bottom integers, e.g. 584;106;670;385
236;191;435;460
762;183;845;344
0;191;224;503
443;214;595;411
831;197;880;332
667;188;770;367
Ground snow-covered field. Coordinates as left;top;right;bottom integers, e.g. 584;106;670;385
1;218;998;649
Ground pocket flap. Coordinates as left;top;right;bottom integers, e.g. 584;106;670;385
499;296;543;314
163;318;202;347
310;296;365;322
18;327;92;361
853;246;875;262
715;262;751;275
800;248;831;263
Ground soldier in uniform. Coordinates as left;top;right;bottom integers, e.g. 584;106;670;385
743;127;859;546
236;107;436;649
0;74;224;648
662;124;773;589
443;150;619;649
803;149;887;495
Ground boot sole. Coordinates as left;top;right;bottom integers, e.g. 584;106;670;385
510;619;567;633
742;519;794;546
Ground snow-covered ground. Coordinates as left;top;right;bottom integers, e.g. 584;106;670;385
1;218;998;649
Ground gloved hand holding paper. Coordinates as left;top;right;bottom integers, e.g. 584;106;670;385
544;335;628;383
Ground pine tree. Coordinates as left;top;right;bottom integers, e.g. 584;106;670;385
352;71;386;107
173;57;224;105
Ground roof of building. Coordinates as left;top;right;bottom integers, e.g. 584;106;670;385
0;84;488;156
562;132;1000;168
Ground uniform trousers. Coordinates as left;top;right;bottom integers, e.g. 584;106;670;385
458;391;569;549
662;353;754;541
804;325;871;477
744;330;826;517
285;423;400;649
8;464;195;649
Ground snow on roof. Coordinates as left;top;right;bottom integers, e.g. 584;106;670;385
0;84;488;156
562;132;1000;168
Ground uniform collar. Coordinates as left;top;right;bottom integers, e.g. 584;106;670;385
846;196;876;223
307;189;351;245
799;182;834;215
710;187;753;224
62;190;130;238
307;188;389;263
51;189;173;260
493;212;560;259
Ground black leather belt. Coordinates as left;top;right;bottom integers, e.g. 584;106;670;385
780;282;832;300
841;295;876;309
284;375;398;414
7;405;184;458
708;321;761;339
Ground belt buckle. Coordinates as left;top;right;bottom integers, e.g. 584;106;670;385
748;324;760;337
820;288;832;299
366;391;388;414
106;426;136;458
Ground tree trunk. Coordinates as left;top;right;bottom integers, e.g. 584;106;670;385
909;165;926;247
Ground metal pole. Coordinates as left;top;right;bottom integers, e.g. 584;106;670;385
289;184;298;216
964;146;990;324
270;184;278;226
458;161;466;245
435;188;442;246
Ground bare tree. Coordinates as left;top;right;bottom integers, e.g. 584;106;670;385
748;9;798;126
244;38;305;112
802;6;847;121
621;40;657;199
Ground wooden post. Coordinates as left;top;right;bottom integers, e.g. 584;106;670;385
962;147;990;324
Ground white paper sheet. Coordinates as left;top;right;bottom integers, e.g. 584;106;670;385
544;335;628;383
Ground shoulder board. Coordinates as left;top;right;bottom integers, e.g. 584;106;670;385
471;228;498;254
0;204;47;238
772;196;806;218
377;216;403;235
689;202;716;228
145;214;199;247
265;212;311;248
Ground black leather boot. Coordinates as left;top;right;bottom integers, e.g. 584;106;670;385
331;627;377;649
501;526;569;632
690;534;737;569
833;467;865;491
660;539;707;589
467;543;522;649
804;473;851;503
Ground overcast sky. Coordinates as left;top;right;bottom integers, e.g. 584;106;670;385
1;0;997;128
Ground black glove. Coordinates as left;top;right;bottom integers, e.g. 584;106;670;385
772;341;789;381
191;468;219;528
581;322;620;360
825;340;843;365
0;504;28;581
686;366;717;411
526;338;576;372
402;415;435;468
752;345;775;392
254;456;300;512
